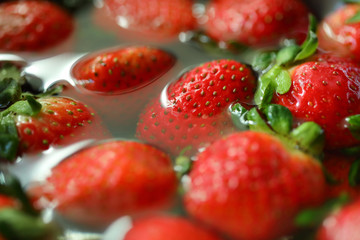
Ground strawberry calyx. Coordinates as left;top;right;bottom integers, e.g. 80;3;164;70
349;159;360;187
0;172;57;240
230;103;325;158
343;0;360;24
253;15;318;107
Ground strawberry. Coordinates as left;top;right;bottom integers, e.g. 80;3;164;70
316;198;360;240
318;3;360;61
136;59;256;156
272;54;360;149
0;94;109;161
323;152;360;200
29;140;177;227
0;0;74;51
103;0;197;39
120;214;223;240
71;46;176;94
184;131;326;240
203;0;310;48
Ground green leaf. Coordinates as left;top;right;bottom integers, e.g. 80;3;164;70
346;114;360;139
0;78;22;109
247;108;273;134
273;67;292;94
0;63;22;83
252;51;277;72
0;115;19;162
276;45;301;66
290;121;325;157
254;73;275;106
349;159;360;187
295;194;349;228
294;15;318;61
343;0;360;3
2;96;42;117
262;104;293;135
346;11;360;24
0;208;50;240
229;103;249;131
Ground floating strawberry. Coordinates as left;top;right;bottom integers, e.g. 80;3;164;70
0;0;74;51
316;198;360;240
103;0;197;39
203;0;310;48
318;3;360;61
71;46;176;94
29;140;177;227
136;59;256;156
119;214;223;240
323;152;360;200
184;130;327;240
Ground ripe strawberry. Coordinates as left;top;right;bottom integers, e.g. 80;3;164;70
0;95;109;161
0;0;74;51
71;46;176;94
103;0;197;39
323;152;360;200
136;59;256;156
121;214;223;240
29;140;177;227
316;199;360;240
318;4;360;61
203;0;310;48
0;195;17;210
272;54;360;149
184;131;326;240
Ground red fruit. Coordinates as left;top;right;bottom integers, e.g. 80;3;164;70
273;54;360;150
316;199;360;240
136;59;256;156
122;215;223;240
29;140;177;227
318;4;360;61
0;0;74;51
103;0;197;39
203;0;309;47
13;96;108;155
71;46;176;94
323;152;360;200
184;131;326;240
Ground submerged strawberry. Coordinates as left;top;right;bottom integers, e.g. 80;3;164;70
103;0;197;39
316;198;360;240
136;59;256;156
203;0;309;48
29;140;177;227
72;46;176;94
323;152;360;200
122;214;223;240
0;0;74;51
184;131;326;240
318;3;360;61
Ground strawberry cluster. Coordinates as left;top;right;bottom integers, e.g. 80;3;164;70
1;0;360;240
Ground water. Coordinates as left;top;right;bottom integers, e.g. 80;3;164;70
0;0;342;239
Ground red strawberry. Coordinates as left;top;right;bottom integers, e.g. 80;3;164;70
121;214;223;240
1;95;109;161
323;152;360;200
318;4;360;61
316;198;360;240
0;195;17;209
184;131;326;240
0;0;74;51
29;140;177;227
103;0;197;39
203;0;309;48
71;46;176;94
273;54;360;150
136;59;256;156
